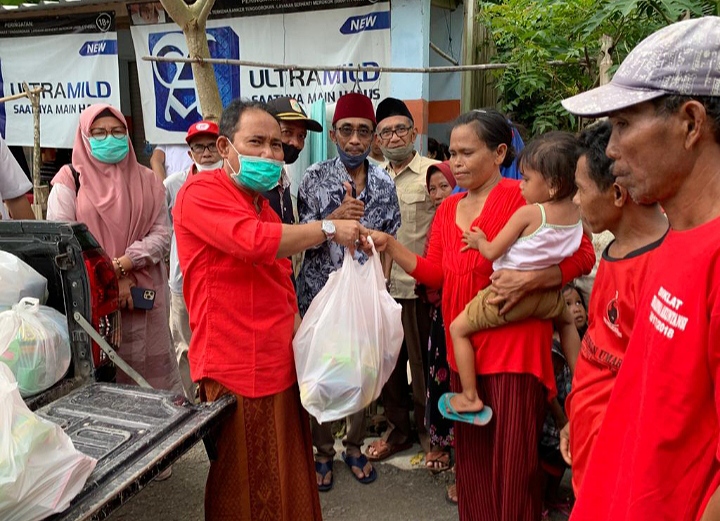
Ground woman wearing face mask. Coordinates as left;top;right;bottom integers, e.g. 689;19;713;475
48;104;183;397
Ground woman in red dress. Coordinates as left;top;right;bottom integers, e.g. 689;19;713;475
369;109;594;521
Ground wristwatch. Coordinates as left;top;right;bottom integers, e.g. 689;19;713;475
321;220;336;241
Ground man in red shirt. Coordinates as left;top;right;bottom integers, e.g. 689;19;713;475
559;121;668;494
562;17;720;521
173;99;365;521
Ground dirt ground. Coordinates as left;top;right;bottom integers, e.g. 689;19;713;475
111;440;572;521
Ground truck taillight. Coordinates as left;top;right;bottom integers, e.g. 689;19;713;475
83;249;121;367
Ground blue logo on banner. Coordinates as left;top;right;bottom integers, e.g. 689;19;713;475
340;11;390;35
79;40;118;56
149;27;240;132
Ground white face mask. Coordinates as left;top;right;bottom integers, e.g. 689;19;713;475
195;159;224;172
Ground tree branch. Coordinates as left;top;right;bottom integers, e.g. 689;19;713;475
191;0;216;25
159;0;191;28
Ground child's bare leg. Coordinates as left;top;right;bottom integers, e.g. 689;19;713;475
448;312;485;413
554;306;581;373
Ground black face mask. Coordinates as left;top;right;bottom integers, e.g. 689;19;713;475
282;143;301;165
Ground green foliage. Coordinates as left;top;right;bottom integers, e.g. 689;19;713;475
478;0;719;135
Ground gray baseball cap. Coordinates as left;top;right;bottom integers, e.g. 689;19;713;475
562;17;720;117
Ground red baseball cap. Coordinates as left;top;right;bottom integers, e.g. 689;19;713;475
185;120;219;144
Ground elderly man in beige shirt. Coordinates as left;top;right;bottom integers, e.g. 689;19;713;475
366;98;439;462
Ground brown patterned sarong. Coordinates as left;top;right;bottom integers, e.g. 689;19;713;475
199;380;323;521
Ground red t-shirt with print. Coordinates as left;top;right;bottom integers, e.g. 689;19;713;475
570;215;720;521
565;234;664;494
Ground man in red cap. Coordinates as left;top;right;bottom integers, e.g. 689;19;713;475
297;92;401;491
164;120;222;402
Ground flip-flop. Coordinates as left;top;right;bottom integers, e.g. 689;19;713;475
365;439;413;462
315;460;334;492
342;451;377;484
438;393;493;426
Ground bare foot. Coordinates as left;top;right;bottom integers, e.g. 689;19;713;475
449;393;484;413
446;484;458;505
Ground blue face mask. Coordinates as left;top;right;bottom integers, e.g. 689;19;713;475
336;144;370;170
227;143;284;193
87;135;130;164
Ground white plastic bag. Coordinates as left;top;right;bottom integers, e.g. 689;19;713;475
0;251;48;310
0;297;71;397
0;363;97;521
294;240;403;423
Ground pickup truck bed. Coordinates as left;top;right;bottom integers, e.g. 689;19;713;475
43;385;233;521
0;221;235;520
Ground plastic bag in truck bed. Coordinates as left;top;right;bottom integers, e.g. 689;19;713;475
0;297;71;397
0;251;48;310
0;362;96;521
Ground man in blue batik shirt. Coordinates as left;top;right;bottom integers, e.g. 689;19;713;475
297;92;401;493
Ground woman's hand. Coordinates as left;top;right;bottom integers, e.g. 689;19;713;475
118;277;135;310
365;230;392;253
461;226;486;252
113;255;132;279
559;422;572;466
489;266;563;315
488;269;534;315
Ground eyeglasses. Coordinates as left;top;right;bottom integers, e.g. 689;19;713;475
190;143;218;154
89;127;127;140
377;126;412;140
335;126;373;139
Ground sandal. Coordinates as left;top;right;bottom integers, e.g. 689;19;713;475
365;439;413;462
438;393;493;426
315;460;334;492
425;450;451;474
341;451;377;484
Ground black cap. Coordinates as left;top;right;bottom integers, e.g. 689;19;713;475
266;97;322;132
376;97;414;125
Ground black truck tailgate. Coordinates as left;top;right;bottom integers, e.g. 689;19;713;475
40;384;235;521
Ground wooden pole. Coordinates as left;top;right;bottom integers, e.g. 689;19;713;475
0;88;42;105
143;55;573;73
22;82;47;220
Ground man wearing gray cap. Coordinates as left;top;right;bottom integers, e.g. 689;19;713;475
562;17;720;521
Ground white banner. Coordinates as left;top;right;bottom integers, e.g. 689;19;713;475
0;13;121;148
131;2;391;144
